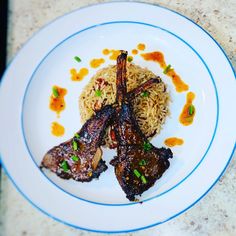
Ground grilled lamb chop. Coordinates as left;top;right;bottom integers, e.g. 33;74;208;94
111;51;173;201
41;77;161;182
41;105;114;182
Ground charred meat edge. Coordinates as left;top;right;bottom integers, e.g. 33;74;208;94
111;51;173;201
41;76;162;182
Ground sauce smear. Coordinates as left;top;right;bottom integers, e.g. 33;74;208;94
179;92;196;126
49;85;67;117
165;137;184;147
51;122;65;137
141;51;166;67
90;58;105;68
167;69;189;92
141;51;189;92
70;68;89;81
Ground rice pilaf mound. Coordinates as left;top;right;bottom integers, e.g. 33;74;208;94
79;63;170;148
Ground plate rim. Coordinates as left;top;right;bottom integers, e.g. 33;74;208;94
1;147;235;234
21;20;220;206
0;1;235;233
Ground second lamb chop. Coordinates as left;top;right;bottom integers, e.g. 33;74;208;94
111;51;173;201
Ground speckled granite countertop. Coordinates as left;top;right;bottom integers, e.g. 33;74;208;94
0;0;235;235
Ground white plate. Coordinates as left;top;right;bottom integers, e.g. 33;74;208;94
0;2;235;233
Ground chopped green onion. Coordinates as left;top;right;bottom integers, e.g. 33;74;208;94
52;87;59;98
163;64;172;74
72;140;78;151
133;169;141;178
141;91;150;97
143;141;152;151
60;160;69;172
71;155;79;162
74;133;80;139
188;105;194;115
139;159;147;166
74;56;81;63
95;90;102;97
141;175;147;184
127;56;133;62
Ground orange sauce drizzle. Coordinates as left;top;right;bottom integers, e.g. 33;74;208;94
102;48;120;60
132;49;138;55
141;51;166;67
51;122;65;137
70;68;89;81
109;50;120;60
141;51;189;92
179;92;196;126
167;69;189;92
90;58;105;68
49;86;67;117
164;137;184;147
137;43;146;51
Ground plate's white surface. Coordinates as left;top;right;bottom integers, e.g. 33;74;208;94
0;2;235;233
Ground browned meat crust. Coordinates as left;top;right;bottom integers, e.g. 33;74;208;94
41;105;114;182
111;51;173;201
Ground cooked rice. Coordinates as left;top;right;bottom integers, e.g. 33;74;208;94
79;63;170;147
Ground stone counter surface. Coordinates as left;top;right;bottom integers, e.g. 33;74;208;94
0;0;235;235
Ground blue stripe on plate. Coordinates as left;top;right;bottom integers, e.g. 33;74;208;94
22;21;219;206
0;2;235;233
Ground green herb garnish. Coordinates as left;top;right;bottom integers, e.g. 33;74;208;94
127;56;133;62
163;64;172;74
141;175;147;184
188;105;194;115
74;56;81;63
141;91;150;97
71;155;79;162
52;87;59;98
133;169;141;178
72;140;78;151
60;160;69;172
139;159;147;166
95;90;102;97
143;141;152;151
74;133;80;139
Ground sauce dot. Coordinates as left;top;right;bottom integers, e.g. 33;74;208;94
51;122;65;137
164;137;184;147
90;58;105;68
132;49;138;55
102;48;110;55
137;43;146;51
70;68;89;81
109;50;120;60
